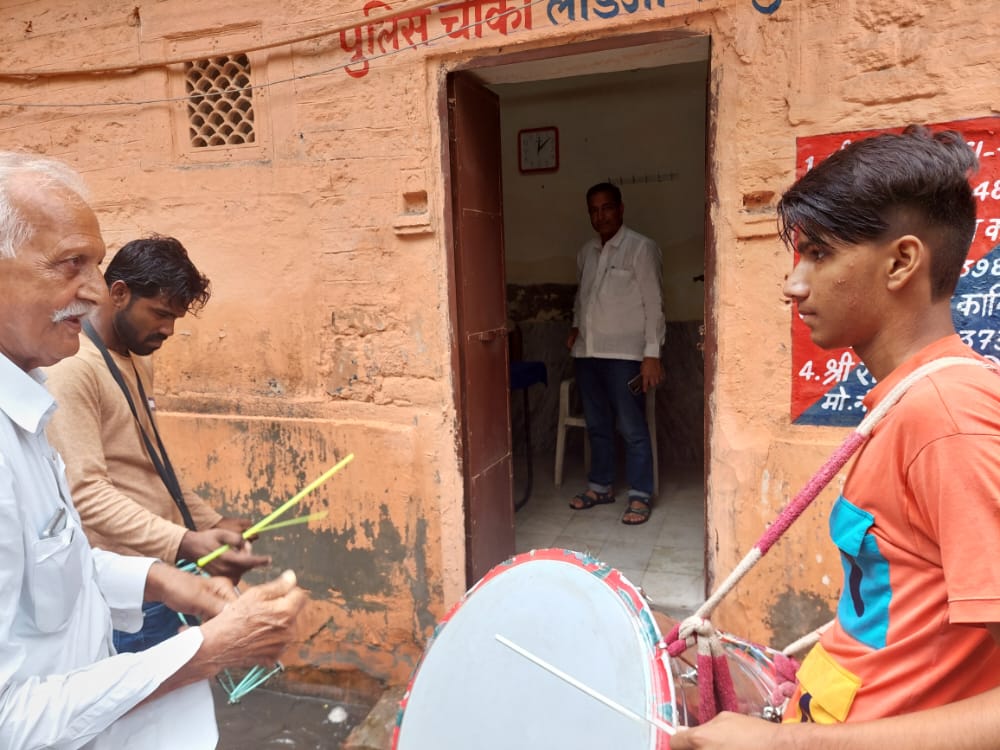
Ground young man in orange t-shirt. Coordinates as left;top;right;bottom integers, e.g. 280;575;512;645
673;127;1000;749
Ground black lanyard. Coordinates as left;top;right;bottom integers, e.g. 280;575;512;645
82;319;197;531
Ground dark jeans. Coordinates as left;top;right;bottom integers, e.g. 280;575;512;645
574;356;654;499
113;601;183;653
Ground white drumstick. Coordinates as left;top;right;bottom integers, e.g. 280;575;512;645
495;634;676;736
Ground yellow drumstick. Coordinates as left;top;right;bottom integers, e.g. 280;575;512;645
197;454;354;568
254;511;328;533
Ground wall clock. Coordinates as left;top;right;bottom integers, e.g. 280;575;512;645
518;126;559;173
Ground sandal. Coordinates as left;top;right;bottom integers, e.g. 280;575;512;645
569;489;615;510
621;498;651;525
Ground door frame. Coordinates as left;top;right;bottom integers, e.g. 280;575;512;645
438;29;717;589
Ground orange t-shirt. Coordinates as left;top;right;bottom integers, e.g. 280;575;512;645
786;336;1000;723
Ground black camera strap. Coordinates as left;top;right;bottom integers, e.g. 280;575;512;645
82;319;197;531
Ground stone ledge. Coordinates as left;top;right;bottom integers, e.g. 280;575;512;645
343;686;407;750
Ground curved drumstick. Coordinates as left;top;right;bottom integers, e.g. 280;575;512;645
197;454;354;568
495;634;676;736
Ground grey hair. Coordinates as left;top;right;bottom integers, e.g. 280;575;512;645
0;152;89;259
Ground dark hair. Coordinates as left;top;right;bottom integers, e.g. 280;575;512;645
104;235;211;313
586;182;622;205
777;125;978;299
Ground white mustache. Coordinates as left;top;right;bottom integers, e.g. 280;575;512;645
52;301;95;323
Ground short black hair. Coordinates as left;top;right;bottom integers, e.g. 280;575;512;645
105;235;211;314
777;125;978;300
586;182;622;205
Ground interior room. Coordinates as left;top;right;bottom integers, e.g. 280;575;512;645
487;41;710;618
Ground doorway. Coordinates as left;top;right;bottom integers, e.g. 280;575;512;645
448;34;711;614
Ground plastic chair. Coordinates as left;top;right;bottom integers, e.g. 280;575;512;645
553;377;658;495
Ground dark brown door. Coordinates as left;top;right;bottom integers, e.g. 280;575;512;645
447;72;514;585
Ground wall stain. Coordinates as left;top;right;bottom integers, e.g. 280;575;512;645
408;516;435;633
233;420;341;508
176;418;430;682
251;503;418;612
304;617;337;643
765;589;834;650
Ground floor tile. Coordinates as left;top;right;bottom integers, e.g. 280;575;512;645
514;450;706;614
640;570;705;614
552;533;605;556
597;542;657;573
645;545;705;576
514;531;558;554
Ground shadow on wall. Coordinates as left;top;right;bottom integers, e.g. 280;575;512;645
507;283;704;470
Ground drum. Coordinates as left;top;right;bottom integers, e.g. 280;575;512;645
393;548;680;749
394;548;790;749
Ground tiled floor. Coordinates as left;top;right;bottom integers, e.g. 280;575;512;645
513;452;706;620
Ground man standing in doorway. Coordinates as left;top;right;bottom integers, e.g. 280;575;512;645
566;182;665;525
45;236;270;653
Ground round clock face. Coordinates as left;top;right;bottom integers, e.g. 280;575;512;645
519;128;558;172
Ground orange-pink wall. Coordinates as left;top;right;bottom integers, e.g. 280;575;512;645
2;0;995;683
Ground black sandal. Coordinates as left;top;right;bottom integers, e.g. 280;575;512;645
621;498;651;525
569;489;615;510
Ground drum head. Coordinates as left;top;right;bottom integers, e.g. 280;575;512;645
394;549;675;749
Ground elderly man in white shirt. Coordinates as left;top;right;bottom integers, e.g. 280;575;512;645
566;182;665;526
0;151;307;749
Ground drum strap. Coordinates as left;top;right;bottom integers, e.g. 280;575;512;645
82;319;197;531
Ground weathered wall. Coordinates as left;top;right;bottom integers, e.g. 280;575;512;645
699;0;999;648
2;0;996;684
1;0;466;686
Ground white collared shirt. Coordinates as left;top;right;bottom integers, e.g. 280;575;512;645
571;224;666;360
0;352;214;749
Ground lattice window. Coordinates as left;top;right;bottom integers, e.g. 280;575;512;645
184;54;256;148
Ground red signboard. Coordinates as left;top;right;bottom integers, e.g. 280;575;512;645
792;116;1000;425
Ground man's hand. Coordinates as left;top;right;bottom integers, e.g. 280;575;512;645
670;712;786;750
198;570;308;670
640;356;664;393
214;516;258;541
177;527;271;585
566;327;579;350
144;562;237;621
143;570;309;702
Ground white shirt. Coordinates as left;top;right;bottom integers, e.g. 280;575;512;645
0;352;215;749
571;224;666;360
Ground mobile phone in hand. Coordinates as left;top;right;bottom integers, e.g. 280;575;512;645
627;374;643;395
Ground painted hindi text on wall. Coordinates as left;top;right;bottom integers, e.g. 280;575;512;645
337;0;726;78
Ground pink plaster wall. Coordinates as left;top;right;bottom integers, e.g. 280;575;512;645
2;0;995;684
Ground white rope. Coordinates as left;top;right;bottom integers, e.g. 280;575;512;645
781;619;834;657
856;357;988;436
695;548;762;622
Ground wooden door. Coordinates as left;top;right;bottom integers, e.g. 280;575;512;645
447;72;514;585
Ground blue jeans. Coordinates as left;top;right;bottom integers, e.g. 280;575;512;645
574;357;654;499
113;601;184;653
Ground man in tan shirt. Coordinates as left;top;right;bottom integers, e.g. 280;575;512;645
46;235;269;652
